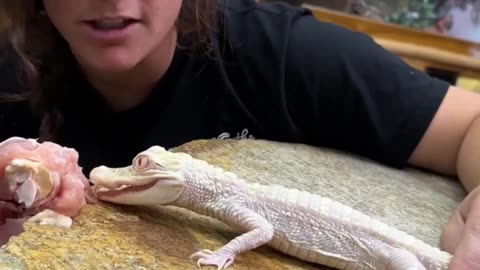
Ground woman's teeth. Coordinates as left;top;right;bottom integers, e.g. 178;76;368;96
92;19;131;30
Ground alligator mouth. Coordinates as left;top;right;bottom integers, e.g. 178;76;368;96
94;179;158;197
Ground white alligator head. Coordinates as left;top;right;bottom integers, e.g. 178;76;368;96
90;146;191;205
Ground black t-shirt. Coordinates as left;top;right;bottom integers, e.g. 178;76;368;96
0;0;449;175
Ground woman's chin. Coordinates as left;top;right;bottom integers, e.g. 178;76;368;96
94;57;141;73
92;61;139;74
76;49;144;74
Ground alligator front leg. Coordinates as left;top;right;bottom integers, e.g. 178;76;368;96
189;206;274;269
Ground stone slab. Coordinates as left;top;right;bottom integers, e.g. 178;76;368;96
0;139;467;269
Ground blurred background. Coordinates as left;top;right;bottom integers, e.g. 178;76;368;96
268;0;480;42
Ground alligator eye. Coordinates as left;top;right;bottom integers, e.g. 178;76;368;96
133;155;150;170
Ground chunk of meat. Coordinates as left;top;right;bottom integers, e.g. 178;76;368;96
49;172;95;217
0;137;96;225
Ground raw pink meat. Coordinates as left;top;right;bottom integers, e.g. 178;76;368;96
0;137;97;223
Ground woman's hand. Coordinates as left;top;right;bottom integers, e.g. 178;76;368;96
406;87;480;268
441;186;480;269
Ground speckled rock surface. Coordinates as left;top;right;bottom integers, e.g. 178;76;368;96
0;139;467;269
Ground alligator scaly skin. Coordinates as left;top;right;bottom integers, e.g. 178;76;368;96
247;183;452;270
174;157;452;270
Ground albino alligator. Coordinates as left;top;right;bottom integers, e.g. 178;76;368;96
89;145;453;270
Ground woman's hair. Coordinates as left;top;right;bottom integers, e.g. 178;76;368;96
1;1;218;141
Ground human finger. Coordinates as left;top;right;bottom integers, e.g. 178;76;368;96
440;208;465;253
448;193;480;269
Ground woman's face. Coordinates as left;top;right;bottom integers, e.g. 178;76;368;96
42;0;182;73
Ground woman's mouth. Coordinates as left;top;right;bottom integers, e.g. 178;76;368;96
80;17;141;43
86;18;140;31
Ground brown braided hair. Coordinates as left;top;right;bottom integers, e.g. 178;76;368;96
0;1;218;142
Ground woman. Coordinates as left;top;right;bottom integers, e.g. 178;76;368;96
1;0;480;268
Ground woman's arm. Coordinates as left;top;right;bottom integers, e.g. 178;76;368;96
408;86;480;269
408;86;480;192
